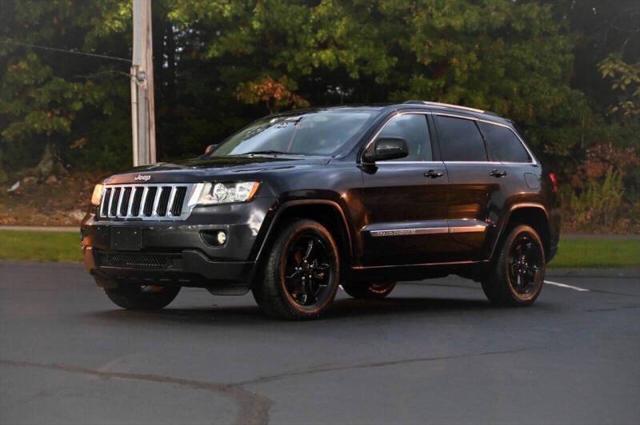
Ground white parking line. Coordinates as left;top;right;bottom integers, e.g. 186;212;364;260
544;280;590;292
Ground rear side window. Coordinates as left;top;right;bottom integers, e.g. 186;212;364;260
479;122;531;163
435;116;487;161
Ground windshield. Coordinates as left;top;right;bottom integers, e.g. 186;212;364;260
211;110;375;157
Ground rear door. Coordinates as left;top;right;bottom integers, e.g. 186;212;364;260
357;113;452;266
434;114;505;261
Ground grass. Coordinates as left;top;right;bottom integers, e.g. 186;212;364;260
0;230;82;262
550;238;640;268
0;230;638;268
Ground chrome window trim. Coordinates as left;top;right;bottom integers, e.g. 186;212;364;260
361;110;539;166
433;112;539;166
376;160;444;165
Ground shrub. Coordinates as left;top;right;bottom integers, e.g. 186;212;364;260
568;169;624;230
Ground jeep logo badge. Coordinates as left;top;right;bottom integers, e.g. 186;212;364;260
134;174;151;182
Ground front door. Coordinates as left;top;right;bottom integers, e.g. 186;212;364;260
357;113;452;266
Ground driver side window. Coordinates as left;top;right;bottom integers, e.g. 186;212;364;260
376;114;431;161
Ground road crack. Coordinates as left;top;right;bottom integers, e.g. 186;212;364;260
0;358;272;425
234;346;536;386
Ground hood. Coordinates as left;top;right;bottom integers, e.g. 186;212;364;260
103;155;330;185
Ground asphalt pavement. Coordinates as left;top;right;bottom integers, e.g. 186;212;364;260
1;262;639;425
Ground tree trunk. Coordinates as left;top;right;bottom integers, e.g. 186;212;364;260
31;142;67;180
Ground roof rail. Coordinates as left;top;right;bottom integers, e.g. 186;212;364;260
402;100;485;114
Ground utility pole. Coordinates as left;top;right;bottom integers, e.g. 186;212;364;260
131;0;156;166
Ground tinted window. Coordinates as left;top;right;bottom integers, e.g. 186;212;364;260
479;122;531;163
436;116;487;161
213;111;375;156
376;114;431;161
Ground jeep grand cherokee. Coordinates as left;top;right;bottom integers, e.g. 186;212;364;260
81;101;561;319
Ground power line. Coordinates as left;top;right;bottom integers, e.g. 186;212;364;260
0;39;131;64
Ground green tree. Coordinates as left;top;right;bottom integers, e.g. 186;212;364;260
0;0;132;176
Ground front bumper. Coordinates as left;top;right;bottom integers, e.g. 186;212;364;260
81;197;276;293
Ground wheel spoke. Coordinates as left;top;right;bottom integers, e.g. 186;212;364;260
508;232;544;295
282;232;335;307
303;239;314;261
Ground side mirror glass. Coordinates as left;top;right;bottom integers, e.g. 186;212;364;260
363;137;409;163
204;144;219;156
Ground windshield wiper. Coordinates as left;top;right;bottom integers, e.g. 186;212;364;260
244;150;295;156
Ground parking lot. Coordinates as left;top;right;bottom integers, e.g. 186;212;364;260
1;261;639;425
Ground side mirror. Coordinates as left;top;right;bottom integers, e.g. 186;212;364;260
204;144;219;156
363;137;409;163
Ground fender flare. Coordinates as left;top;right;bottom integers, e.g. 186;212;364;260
251;199;354;265
489;202;550;259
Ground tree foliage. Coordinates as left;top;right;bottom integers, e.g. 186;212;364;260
0;0;637;186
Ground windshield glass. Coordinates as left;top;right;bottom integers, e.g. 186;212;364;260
211;110;375;157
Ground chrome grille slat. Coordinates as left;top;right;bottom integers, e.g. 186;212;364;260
166;187;177;217
151;187;162;217
138;187;149;217
126;187;135;216
97;183;199;221
109;188;121;217
100;188;112;217
143;187;158;216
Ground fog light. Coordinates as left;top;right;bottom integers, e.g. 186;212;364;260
200;230;228;246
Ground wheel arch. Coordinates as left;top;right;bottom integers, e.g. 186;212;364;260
492;203;551;261
252;200;354;272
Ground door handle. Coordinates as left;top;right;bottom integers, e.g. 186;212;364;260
489;169;507;178
424;169;444;179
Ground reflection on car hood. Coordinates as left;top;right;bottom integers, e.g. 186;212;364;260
103;156;330;184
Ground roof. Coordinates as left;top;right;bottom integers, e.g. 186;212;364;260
268;101;512;125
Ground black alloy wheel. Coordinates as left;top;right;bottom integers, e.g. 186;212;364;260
508;232;544;297
482;224;546;306
282;231;334;307
253;219;340;320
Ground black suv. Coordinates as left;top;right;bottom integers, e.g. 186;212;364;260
81;101;560;319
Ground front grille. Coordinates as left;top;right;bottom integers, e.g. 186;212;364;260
96;252;181;271
98;184;196;221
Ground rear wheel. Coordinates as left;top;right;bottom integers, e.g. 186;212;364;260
482;224;545;306
342;281;396;299
252;219;340;320
104;283;180;310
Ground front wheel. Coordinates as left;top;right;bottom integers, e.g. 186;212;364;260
481;224;546;306
342;281;396;299
252;219;340;320
104;283;180;310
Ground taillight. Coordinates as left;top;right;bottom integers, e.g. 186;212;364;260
548;172;558;193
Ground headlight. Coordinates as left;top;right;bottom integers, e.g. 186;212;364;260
91;184;104;206
198;182;260;205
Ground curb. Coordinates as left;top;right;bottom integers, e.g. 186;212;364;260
547;267;640;279
0;226;79;233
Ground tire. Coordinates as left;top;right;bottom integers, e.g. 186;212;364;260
481;224;546;306
342;281;396;299
104;282;180;310
252;219;340;320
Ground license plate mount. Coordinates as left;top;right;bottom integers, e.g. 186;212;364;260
110;228;142;251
